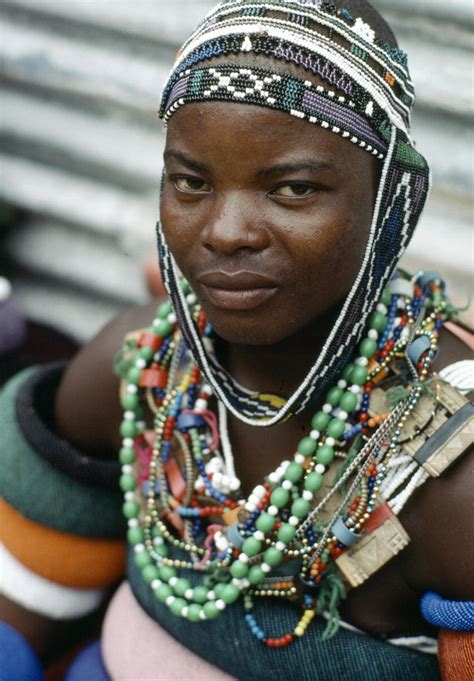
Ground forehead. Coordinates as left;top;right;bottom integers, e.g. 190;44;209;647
165;101;377;176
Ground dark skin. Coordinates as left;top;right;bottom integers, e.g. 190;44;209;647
4;87;472;659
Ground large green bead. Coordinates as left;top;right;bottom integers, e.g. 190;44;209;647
187;604;202;622
192;586;209;604
120;420;137;438
230;560;249;579
285;462;304;483
305;472;324;493
350;365;368;386
297;437;317;457
326;418;345;439
326;387;343;407
159;565;177;581
154;319;173;338
170;597;187;617
277;523;296;543
142;564;160;584
264;547;283;567
270;487;290;509
342;363;355;381
134;551;152;569
154;583;173;602
127;526;144;545
122;500;139;519
157;301;172;319
121;393;140;411
311;411;330;431
255;513;276;533
119;446;136;464
203;601;219;619
369;311;387;332
119;473;136;493
174;578;191;597
222;583;240;604
316;444;334;466
291;497;310;519
213;583;226;599
154;543;168;558
127;367;141;385
242;537;262;557
339;392;357;413
139;346;155;362
248;565;265;584
359;338;377;359
381;290;392;307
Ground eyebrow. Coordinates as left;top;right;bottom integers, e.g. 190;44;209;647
255;161;335;179
163;149;209;174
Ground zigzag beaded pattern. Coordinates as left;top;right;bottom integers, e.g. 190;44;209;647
163;65;387;158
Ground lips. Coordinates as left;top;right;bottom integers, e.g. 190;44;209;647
196;270;279;311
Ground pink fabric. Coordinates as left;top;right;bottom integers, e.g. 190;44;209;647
101;581;236;680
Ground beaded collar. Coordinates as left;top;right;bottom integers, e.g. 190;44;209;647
117;272;459;648
157;0;431;427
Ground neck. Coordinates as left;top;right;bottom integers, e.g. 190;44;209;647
216;303;341;397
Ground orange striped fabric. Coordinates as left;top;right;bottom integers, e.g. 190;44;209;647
0;497;125;589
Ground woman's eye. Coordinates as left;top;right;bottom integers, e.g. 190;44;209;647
174;176;211;193
271;183;317;198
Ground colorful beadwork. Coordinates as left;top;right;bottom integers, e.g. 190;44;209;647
117;272;453;648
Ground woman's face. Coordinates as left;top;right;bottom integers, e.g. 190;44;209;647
161;101;378;346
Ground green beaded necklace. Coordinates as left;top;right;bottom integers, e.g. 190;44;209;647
116;271;449;648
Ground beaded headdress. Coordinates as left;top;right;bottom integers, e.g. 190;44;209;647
157;0;431;427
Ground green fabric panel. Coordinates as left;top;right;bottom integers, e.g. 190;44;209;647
0;367;125;539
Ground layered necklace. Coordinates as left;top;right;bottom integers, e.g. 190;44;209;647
117;271;449;649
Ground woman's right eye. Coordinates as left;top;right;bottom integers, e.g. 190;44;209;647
173;176;211;193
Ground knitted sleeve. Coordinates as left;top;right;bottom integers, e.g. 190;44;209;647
0;364;126;620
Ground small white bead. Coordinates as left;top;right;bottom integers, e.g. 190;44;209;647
134;544;145;553
185;589;194;600
303;490;313;501
126;384;138;394
165;596;176;606
213;472;222;485
245;502;256;513
376;303;388;314
294;454;305;465
289;516;299;526
202;384;213;396
128;519;139;528
151;579;162;590
355;356;369;366
181;606;189;618
275;541;286;551
254;531;265;541
167;312;177;324
254;485;266;498
124;492;135;502
350;385;361;394
221;475;230;487
282;480;293;491
268;472;279;484
123;438;134;448
322;403;332;414
169;576;178;587
315;464;326;474
268;505;279;516
186;293;197;305
248;494;260;505
230;478;241;491
337;379;347;389
122;464;133;474
325;437;335;447
153;536;164;546
261;563;271;573
199;610;207;620
215;599;226;611
368;329;379;340
238;554;249;564
339;410;349;421
135;358;146;369
195;399;207;412
310;430;320;440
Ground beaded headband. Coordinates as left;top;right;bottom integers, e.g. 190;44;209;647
157;0;431;427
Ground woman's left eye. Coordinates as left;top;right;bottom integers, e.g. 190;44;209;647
174;176;211;193
271;183;317;198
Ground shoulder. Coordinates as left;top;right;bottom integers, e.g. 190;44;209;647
55;301;158;455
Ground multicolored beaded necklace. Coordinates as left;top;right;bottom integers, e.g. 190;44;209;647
116;271;452;649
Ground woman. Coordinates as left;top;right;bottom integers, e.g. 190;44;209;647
1;1;472;679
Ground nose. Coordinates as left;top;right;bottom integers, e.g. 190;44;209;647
201;191;270;255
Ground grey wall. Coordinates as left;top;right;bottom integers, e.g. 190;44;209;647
1;0;472;341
